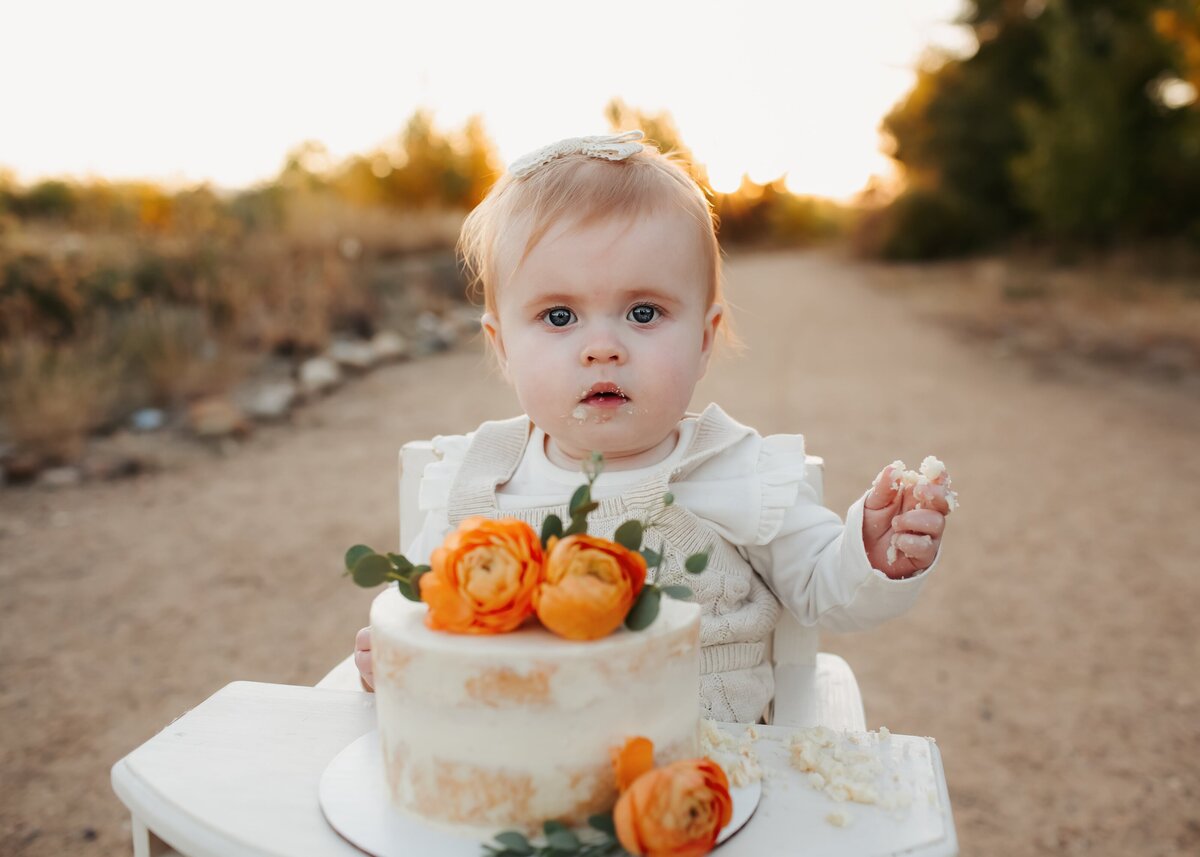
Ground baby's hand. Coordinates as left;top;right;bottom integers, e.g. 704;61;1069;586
862;457;957;579
355;626;375;692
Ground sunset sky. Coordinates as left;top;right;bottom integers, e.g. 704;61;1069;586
1;1;973;200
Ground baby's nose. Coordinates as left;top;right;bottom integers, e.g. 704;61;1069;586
580;333;626;365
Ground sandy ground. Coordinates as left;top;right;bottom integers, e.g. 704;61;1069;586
2;249;1198;856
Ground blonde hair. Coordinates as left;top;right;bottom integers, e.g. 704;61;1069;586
457;141;730;338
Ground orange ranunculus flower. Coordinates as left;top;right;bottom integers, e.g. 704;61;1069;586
534;534;647;641
613;754;734;857
612;736;656;792
419;516;543;634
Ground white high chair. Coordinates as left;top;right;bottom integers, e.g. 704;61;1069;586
319;442;866;731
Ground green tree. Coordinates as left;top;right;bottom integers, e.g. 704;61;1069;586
1011;1;1184;241
873;0;1200;256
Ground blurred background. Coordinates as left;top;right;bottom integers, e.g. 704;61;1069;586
2;0;1198;468
2;1;1199;856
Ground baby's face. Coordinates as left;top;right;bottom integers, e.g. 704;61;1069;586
483;209;721;468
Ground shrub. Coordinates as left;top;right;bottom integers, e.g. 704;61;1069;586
0;334;120;464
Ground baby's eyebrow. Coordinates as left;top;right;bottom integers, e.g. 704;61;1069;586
522;291;577;309
522;287;679;310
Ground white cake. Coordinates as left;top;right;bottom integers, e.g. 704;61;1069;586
369;586;701;837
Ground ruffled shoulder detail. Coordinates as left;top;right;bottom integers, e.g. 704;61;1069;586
754;433;810;546
670;424;813;548
416;432;473;512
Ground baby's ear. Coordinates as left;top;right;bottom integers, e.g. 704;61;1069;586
699;303;724;365
480;312;509;378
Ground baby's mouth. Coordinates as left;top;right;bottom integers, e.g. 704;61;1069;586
579;382;629;408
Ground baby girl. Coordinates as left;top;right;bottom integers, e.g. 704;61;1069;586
354;130;955;722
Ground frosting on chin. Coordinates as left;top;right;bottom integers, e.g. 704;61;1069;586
370;587;702;838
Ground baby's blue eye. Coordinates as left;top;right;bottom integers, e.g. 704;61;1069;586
544;308;575;327
628;304;658;324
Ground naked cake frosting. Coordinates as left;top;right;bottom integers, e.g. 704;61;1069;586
369;586;702;838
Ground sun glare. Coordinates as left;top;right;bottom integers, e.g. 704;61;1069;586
0;1;971;199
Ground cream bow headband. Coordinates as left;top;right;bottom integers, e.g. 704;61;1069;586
508;130;646;178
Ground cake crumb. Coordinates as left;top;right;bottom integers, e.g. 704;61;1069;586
825;809;854;827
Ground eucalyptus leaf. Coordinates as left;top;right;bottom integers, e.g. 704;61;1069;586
639;548;662;568
386;552;414;572
587;813;616;836
408;568;429;598
545;828;581;851
540;514;563;547
395;577;418;602
613;520;643;551
568;485;590;516
351;553;393;587
563;514;589;537
662;492;675;507
492;831;534;855
344;544;375;571
684;551;709;574
625;586;662;631
660;584;694;600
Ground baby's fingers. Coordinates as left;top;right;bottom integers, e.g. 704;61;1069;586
865;461;906;511
894;533;937;566
892;509;945;539
354;648;374;691
355;626;372;652
913;480;955;516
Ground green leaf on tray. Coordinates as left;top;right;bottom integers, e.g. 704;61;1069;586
614;519;643;552
545;828;581;851
684;551;709;574
563;514;589;537
351;553;393;587
662;492;675;507
344;544;375;571
492;831;534;855
625;586;661;631
639;548;661;568
587;813;616;836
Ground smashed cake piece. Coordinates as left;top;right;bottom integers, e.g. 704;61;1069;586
699;718;763;787
788;725;883;805
788;726;934;820
885;456;959;565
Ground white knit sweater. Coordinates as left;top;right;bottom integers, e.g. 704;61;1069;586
403;403;938;722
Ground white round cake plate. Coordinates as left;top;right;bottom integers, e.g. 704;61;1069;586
319;730;761;856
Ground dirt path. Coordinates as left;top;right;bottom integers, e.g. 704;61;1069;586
2;249;1198;856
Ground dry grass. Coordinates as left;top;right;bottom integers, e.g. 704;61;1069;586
110;304;249;407
0;334;121;463
0;201;472;463
281;196;466;257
